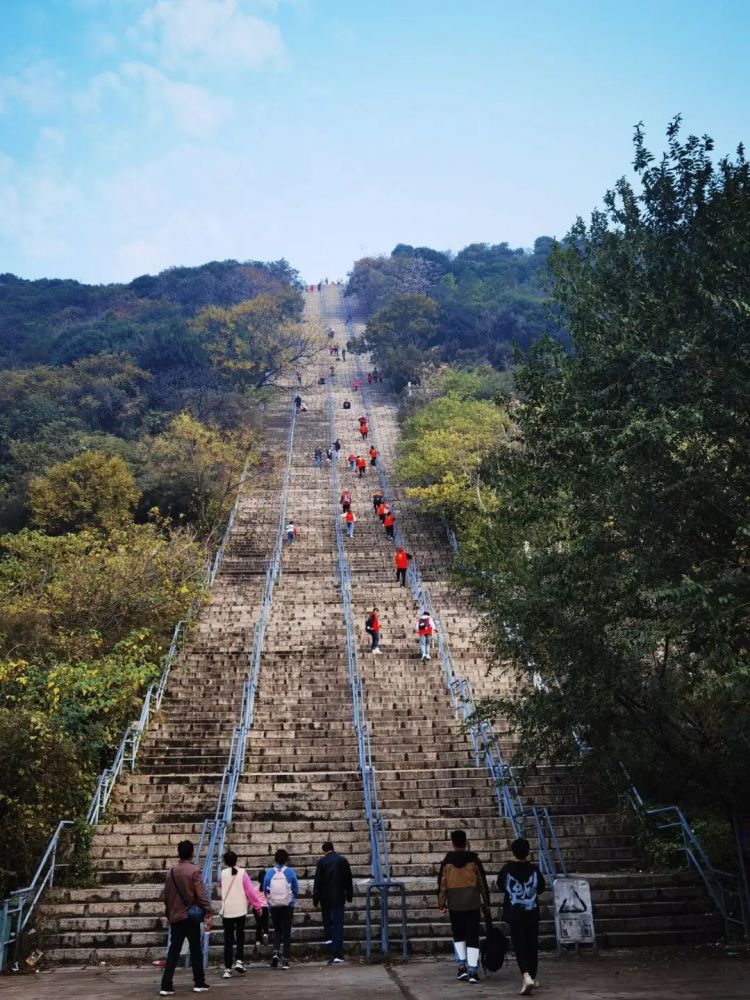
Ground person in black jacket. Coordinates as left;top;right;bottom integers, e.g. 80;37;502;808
497;837;547;995
312;841;353;964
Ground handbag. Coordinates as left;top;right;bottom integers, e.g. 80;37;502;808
171;869;204;923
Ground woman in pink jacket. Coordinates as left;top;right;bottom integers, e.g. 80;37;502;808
219;850;264;977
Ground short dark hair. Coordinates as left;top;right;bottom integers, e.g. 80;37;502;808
450;829;467;849
223;850;238;868
274;848;290;865
177;840;194;861
512;837;531;860
322;841;334;853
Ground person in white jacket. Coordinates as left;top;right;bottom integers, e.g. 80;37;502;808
219;850;264;977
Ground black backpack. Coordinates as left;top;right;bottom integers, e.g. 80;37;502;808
481;920;507;974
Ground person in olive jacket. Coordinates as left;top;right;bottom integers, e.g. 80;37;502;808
438;829;491;984
312;841;353;963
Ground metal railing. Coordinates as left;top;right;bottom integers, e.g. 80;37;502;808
195;396;299;956
0;457;254;970
352;357;566;882
621;768;749;939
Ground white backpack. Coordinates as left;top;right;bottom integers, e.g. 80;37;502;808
268;866;292;906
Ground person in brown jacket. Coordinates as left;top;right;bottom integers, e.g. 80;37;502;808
437;829;491;984
160;840;213;995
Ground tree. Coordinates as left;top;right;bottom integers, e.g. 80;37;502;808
137;412;251;540
397;394;510;542
0;709;88;894
466;119;750;817
193;295;316;391
357;294;439;389
28;451;139;534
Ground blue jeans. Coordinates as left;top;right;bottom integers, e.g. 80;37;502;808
322;903;345;959
419;635;432;658
287;531;294;543
346;521;354;537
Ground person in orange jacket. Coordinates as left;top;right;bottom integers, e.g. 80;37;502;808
356;455;367;478
359;422;368;441
369;446;378;467
344;508;356;538
365;608;381;654
384;511;395;540
377;501;389;523
394;546;411;587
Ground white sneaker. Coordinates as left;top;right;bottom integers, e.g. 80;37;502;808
234;960;245;973
425;654;431;659
222;969;232;979
372;648;382;654
520;972;535;995
322;939;333;945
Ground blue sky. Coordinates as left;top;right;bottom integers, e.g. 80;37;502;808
1;0;748;284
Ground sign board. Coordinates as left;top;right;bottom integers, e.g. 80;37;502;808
553;877;595;946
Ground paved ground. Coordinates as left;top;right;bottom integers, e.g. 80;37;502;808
1;950;747;999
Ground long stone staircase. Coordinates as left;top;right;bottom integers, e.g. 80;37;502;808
37;285;720;964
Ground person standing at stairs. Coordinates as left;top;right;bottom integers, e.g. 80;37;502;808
377;500;389;523
219;850;264;979
341;489;352;513
344;508;356;538
372;488;384;513
394;546;411;588
384;510;396;540
312;841;354;965
369;445;378;468
252;869;270;959
159;840;213;996
314;447;323;469
417;609;434;660
285;521;298;544
263;849;299;970
348;452;357;472
438;829;491;985
365;608;381;654
497;837;546;996
356;455;367;478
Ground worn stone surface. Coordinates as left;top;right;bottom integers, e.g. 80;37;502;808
2;951;747;999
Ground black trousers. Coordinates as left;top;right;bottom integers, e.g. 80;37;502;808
270;905;294;957
385;525;394;539
222;914;246;968
255;906;269;943
161;919;206;990
396;568;406;586
449;908;481;949
510;912;539;978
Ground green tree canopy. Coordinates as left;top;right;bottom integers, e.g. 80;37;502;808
29;451;140;534
465;119;750;816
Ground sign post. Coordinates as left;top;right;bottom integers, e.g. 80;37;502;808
553;877;596;952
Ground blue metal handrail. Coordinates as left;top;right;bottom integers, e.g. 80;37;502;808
0;456;254;970
353;360;566;882
195;395;298;953
621;767;749;939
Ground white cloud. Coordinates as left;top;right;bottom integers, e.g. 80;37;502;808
0;61;65;116
73;62;233;136
135;0;286;72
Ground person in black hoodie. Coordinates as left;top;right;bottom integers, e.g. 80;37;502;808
497;837;547;995
437;829;491;983
312;841;353;964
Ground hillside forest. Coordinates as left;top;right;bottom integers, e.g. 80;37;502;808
392;121;750;867
0;259;310;892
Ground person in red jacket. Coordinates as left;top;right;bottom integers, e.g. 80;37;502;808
344;508;356;538
417;610;434;660
356;455;367;478
340;490;351;513
348;453;357;472
394;547;411;588
369;446;378;467
365;608;381;654
377;501;389;523
384;511;395;540
359;422;368;441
